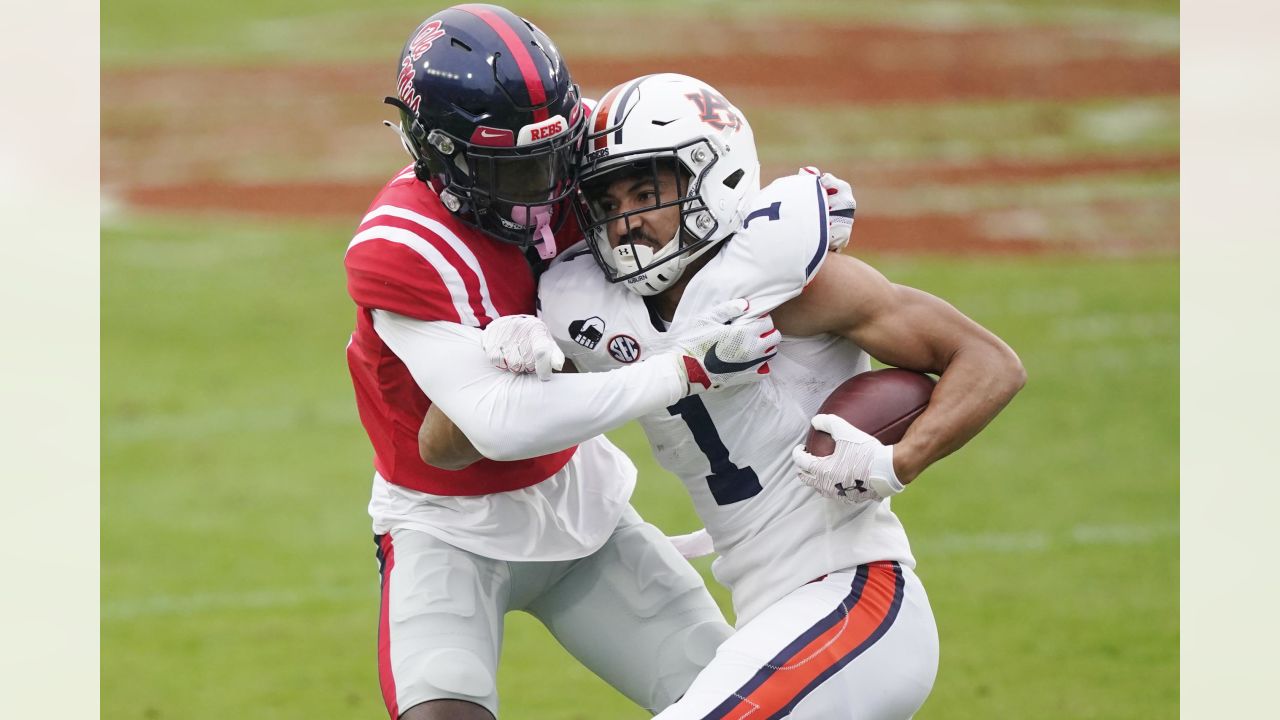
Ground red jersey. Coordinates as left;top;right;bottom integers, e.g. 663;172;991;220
345;167;578;495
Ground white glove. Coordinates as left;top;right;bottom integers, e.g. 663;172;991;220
791;414;903;503
798;166;856;253
667;528;716;559
671;298;779;395
481;314;565;381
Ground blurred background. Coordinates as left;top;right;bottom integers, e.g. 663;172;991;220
102;1;1178;718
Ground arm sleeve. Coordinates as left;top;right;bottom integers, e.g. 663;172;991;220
372;310;684;461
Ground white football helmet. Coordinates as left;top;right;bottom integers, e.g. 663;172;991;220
575;74;760;295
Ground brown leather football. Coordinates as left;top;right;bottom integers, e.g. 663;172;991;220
804;368;937;456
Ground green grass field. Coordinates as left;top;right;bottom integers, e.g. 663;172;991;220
102;216;1176;718
103;0;1177;717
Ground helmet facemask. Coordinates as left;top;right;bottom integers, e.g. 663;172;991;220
387;96;585;258
577;141;730;296
459;128;583;259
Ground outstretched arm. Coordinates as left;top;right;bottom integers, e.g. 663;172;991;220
375;311;683;461
418;359;579;469
377;302;774;463
773;253;1025;484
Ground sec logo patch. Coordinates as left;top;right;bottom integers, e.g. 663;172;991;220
607;334;641;363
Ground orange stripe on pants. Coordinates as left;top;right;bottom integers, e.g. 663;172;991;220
720;562;901;720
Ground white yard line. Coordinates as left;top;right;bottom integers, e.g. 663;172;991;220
105;400;357;445
104;521;1177;621
103;584;374;621
916;520;1178;556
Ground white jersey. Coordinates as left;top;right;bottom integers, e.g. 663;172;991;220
367;434;637;562
540;174;915;624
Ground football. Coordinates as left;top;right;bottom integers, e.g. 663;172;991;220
804;368;937;456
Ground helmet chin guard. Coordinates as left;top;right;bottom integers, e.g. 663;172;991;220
607;227;686;296
574;74;761;295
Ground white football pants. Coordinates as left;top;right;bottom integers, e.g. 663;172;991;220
655;562;938;720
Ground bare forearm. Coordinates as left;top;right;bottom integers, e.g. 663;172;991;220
418;403;484;470
892;342;1025;483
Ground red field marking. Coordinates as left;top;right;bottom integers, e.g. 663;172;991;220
102;20;1179;255
545;20;1177;103
123;153;1178;219
119;177;1176;257
835;154;1181;188
853;209;1174;257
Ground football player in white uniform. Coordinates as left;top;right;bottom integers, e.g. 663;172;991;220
422;74;1024;718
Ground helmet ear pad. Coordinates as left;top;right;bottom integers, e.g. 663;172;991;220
382;96;444;184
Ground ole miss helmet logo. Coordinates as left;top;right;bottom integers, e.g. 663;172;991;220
685;89;742;132
397;21;446;113
407;21;445;62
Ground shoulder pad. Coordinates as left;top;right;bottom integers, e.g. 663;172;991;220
676;174;829;321
538;248;616;361
345;215;495;325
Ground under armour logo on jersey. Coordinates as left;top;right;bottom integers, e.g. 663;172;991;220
569;316;606;350
685;89;742;132
607;334;642;363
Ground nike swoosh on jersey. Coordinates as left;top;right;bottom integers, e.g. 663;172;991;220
703;343;776;374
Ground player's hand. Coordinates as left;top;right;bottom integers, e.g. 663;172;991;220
791;414;903;503
481;314;565;381
672;299;779;395
667;528;715;560
798;166;856;253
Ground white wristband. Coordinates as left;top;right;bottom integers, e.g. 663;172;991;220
868;443;904;498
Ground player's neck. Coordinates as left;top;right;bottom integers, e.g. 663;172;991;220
653;247;719;322
653;285;683;323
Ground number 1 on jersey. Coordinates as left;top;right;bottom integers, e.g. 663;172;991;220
667;396;763;505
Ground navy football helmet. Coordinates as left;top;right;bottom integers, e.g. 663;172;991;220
385;4;585;256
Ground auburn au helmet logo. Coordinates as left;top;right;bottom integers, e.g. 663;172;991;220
685;89;742;132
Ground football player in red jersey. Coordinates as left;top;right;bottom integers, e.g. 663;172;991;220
344;6;781;720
